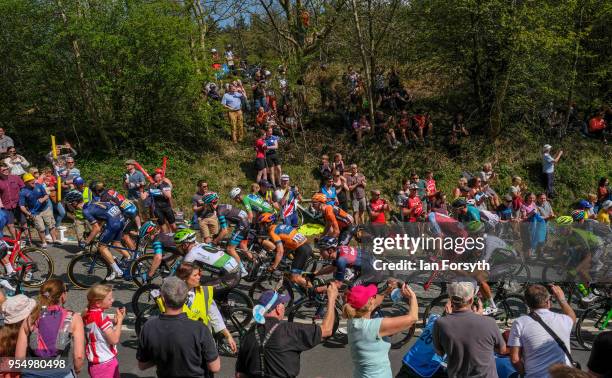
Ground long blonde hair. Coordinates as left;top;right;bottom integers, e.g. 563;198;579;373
85;284;112;311
342;299;373;319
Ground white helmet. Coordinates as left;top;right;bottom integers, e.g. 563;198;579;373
603;200;612;210
274;189;284;203
211;48;217;53
229;187;242;199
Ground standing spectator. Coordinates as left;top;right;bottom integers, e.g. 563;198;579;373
141;172;176;233
509;284;576;378
192;181;218;243
333;169;350;212
137;277;220;377
542;144;563;198
123;159;145;228
410;172;427;201
332;153;345;175
424;171;437;200
222;83;245;143
320;154;333;178
254;129;268;183
451;112;469;144
597;177;609;204
274;175;301;227
433;281;507;378
265;125;282;188
19;173;60;248
347;164;367;225
0;163;24;238
368;189;389;225
587;331;612;378
16;279;86;377
0;128;14;155
59;156;80;189
236;286;338;378
402;184;424;222
46;142;78;170
0;294;36;358
344;284;418;378
3;147;29;176
321;176;338;206
536;193;555;221
83;284;125;378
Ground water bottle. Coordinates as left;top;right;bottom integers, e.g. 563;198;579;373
390;288;403;303
577;283;589;297
56;313;73;351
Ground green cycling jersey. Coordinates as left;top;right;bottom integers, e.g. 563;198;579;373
562;227;602;251
242;193;275;214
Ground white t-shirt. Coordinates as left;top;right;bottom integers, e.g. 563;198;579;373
508;309;573;378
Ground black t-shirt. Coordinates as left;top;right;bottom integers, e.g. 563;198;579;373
587;331;612;377
137;313;219;378
235;318;322;378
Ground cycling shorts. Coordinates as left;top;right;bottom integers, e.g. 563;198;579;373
339;225;358;246
201;271;240;301
229;221;249;246
154;206;175;226
99;218;126;243
290;243;313;274
265;151;281;166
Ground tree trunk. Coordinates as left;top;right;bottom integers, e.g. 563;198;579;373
350;0;374;124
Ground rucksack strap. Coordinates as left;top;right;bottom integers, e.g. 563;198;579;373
254;323;280;377
528;312;579;368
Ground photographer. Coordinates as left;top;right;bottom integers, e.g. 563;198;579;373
274;174;301;227
46;142;77;166
3;147;29;176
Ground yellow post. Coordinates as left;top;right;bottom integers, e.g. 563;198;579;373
51;135;62;201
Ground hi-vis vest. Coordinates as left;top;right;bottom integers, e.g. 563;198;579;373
75;188;91;220
156;285;214;325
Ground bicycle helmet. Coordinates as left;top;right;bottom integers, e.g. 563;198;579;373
64;190;83;204
571;209;585;221
229;187;241;199
174;229;197;244
258;212;276;224
465;221;485;234
139;221;156;240
120;200;138;218
555;215;573;226
203;192;219;204
452;198;467;208
317;236;338;250
73;177;85;186
577;199;592;209
311;193;327;204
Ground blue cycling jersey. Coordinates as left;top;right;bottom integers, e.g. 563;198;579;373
83;201;124;225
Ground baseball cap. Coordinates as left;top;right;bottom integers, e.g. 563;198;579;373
503;194;513;202
258;290;290;312
543;144;552;151
125;159;137;165
448;281;475;304
1;294;36;324
280;174;290;181
346;284;377;309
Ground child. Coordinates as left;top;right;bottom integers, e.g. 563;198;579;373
332;153;345;175
320;154;333;178
425;171;437;200
83;284;125;378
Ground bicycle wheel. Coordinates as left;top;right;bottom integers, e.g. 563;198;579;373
287;299;339;337
225;306;253;338
495;294;528;328
132;283;161;318
134;301;163;336
15;247;54;288
248;273;295;307
422;294;449;327
130;255;175;288
576;304;612;350
67;252;111;289
404;270;444;301
223;288;254;309
373;301;415;349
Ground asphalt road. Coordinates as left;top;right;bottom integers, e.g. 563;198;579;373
18;244;594;378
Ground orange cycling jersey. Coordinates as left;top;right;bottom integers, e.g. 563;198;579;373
268;224;307;251
321;204;354;230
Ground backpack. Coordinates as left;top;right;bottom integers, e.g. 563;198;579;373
28;305;74;358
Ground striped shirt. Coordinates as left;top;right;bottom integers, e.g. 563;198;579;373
83;308;117;364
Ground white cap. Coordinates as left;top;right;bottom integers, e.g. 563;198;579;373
602;200;612;210
280;174;290;181
543;144;552;151
448;281;475;304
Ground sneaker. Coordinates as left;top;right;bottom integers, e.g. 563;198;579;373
581;292;598;304
336;327;348;335
482;307;498;316
44;235;52;242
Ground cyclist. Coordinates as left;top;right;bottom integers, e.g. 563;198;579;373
258;212;312;288
66;191;131;281
451;198;481;222
427;210;468;238
229;187;274;223
556;213;604;302
174;229;241;295
314;236;383;289
206;192;252;276
311;193;356;245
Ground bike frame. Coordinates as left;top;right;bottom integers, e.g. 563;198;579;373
1;228;38;274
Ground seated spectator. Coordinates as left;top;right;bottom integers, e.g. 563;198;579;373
586;193;598;217
509;284;576;378
236;287;338;378
467;177;488;211
398;111;411;145
255;106;269;128
430;192;448;215
450;112;469;144
452;177;469;199
433;281;506;377
587;331;612;378
3;147;29;176
353;115;371;144
411;111;432;143
382;115;401;149
597;177;610;204
137;277;220;377
588;111;607;143
344;284;418;378
596;200;611;224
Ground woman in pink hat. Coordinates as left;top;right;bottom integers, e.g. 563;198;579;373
343;283;418;378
